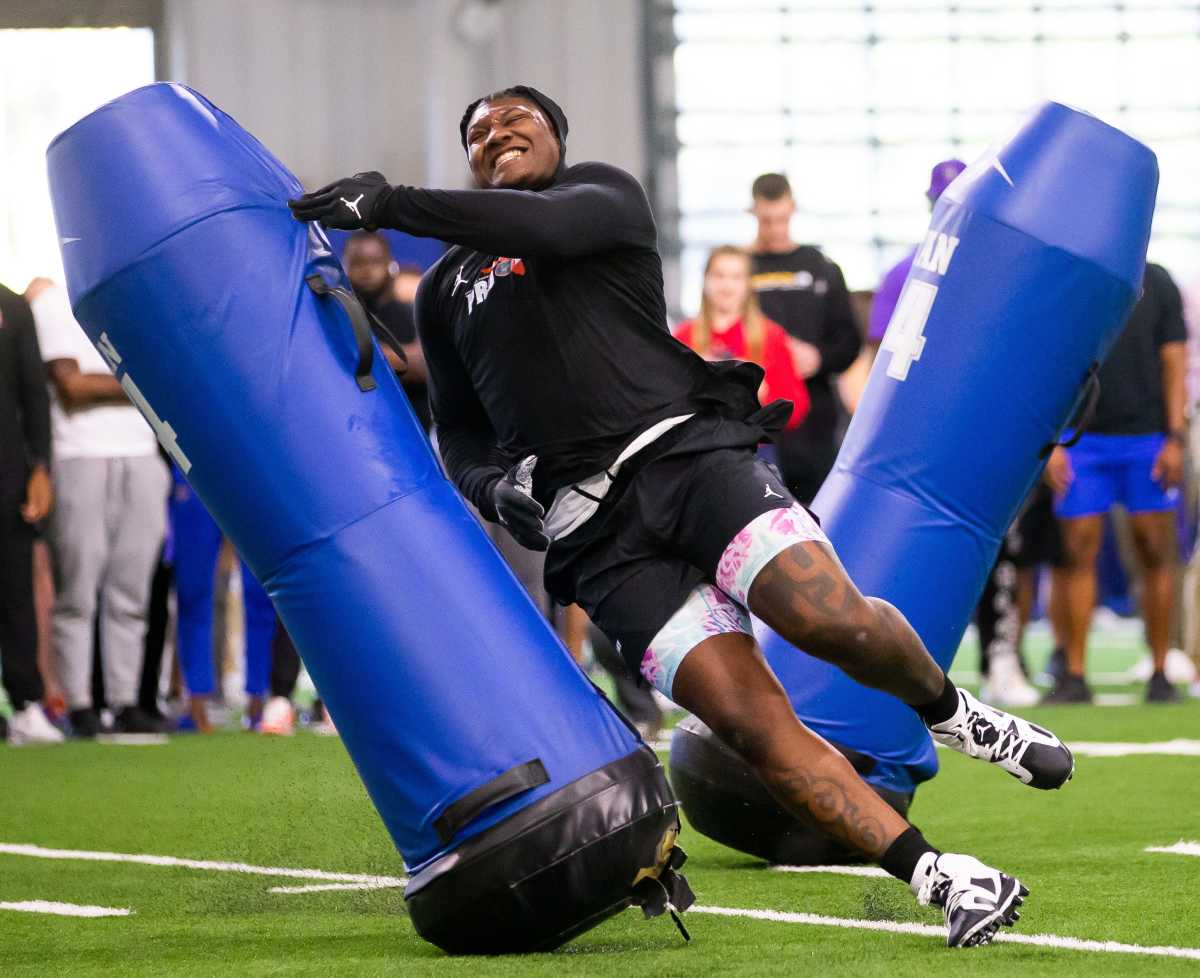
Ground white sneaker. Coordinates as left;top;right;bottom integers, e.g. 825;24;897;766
8;703;65;746
259;696;295;736
1130;650;1197;685
929;688;1074;789
981;651;1040;708
913;851;1027;948
312;707;338;737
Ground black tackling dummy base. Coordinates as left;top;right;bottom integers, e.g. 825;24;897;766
405;746;694;954
668;715;913;866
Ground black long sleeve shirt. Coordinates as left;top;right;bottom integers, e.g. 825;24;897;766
0;284;51;499
397;162;761;518
751;246;861;450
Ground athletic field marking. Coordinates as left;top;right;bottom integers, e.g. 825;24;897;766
94;733;169;746
0;843;406;887
1092;693;1139;706
658;737;1200;757
1071;739;1200;757
1146;841;1200;858
772;864;890;878
268;881;407;894
690;906;1200;960
0;900;130;918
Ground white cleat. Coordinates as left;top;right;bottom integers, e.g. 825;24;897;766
929;688;1074;789
7;703;65;746
259;696;295;736
979;650;1040;708
913;852;1027;948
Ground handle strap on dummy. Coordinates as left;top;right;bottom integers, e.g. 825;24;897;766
1039;362;1101;459
305;273;377;392
434;759;549;844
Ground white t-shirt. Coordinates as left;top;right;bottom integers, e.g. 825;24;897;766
31;286;156;461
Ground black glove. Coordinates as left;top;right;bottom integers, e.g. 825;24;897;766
288;171;390;230
492;455;549;552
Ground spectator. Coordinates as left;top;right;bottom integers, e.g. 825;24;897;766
260;615;336;736
1043;263;1188;703
974;485;1064;706
868;159;967;355
1182;273;1200;697
29;281;170;735
343;232;430;431
749;173;861;502
0;281;61;745
674;245;810;440
170;464;275;732
393;262;422;306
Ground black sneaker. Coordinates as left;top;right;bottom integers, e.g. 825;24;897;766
112;705;170;734
1146;670;1181;704
1042;646;1067;683
68;707;101;738
1040;673;1092;705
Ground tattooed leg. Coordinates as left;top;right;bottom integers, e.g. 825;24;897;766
747;541;945;705
671;631;909;859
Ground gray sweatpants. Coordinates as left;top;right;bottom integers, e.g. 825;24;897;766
50;455;169;711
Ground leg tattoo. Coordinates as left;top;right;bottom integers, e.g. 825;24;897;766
749;542;944;704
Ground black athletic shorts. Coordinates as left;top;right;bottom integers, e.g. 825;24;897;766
1008;483;1064;568
543;411;803;678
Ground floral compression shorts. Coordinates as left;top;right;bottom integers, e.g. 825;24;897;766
639;503;827;697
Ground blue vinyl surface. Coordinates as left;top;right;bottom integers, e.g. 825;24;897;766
762;103;1158;793
47;83;639;871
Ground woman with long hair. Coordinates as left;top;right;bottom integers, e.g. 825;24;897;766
674;245;809;431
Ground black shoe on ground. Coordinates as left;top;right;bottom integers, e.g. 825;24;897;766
112;705;170;734
1043;646;1067;683
68;708;101;738
1040;673;1092;705
1146;670;1181;704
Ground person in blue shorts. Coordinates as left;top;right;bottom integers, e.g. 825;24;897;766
1044;262;1188;703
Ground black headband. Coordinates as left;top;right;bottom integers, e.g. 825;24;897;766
459;85;569;152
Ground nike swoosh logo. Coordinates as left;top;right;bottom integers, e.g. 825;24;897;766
60;237;81;244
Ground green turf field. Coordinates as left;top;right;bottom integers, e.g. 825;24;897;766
2;632;1199;977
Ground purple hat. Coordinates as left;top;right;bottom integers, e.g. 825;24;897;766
927;159;967;201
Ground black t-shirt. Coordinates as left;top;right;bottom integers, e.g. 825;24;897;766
1090;263;1187;435
394;162;763;517
358;289;432;431
750;246;861;448
0;284;51;500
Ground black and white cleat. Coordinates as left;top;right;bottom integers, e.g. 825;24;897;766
928;688;1075;789
915;852;1028;949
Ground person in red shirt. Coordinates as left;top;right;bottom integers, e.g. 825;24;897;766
675;245;809;431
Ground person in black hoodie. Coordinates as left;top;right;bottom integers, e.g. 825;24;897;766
342;231;431;431
289;85;1073;946
749;172;862;503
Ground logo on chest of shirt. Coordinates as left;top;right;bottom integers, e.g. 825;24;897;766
455;257;526;314
751;270;827;295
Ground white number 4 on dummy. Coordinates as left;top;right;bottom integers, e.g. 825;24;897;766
881;279;938;381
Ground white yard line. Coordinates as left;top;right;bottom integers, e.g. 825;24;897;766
0;843;405;888
690;906;1200;961
268;881;406;894
664;737;1200;757
772;864;890;878
1071;739;1200;757
1147;841;1200;858
94;734;169;746
1091;693;1139;706
0;900;130;918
